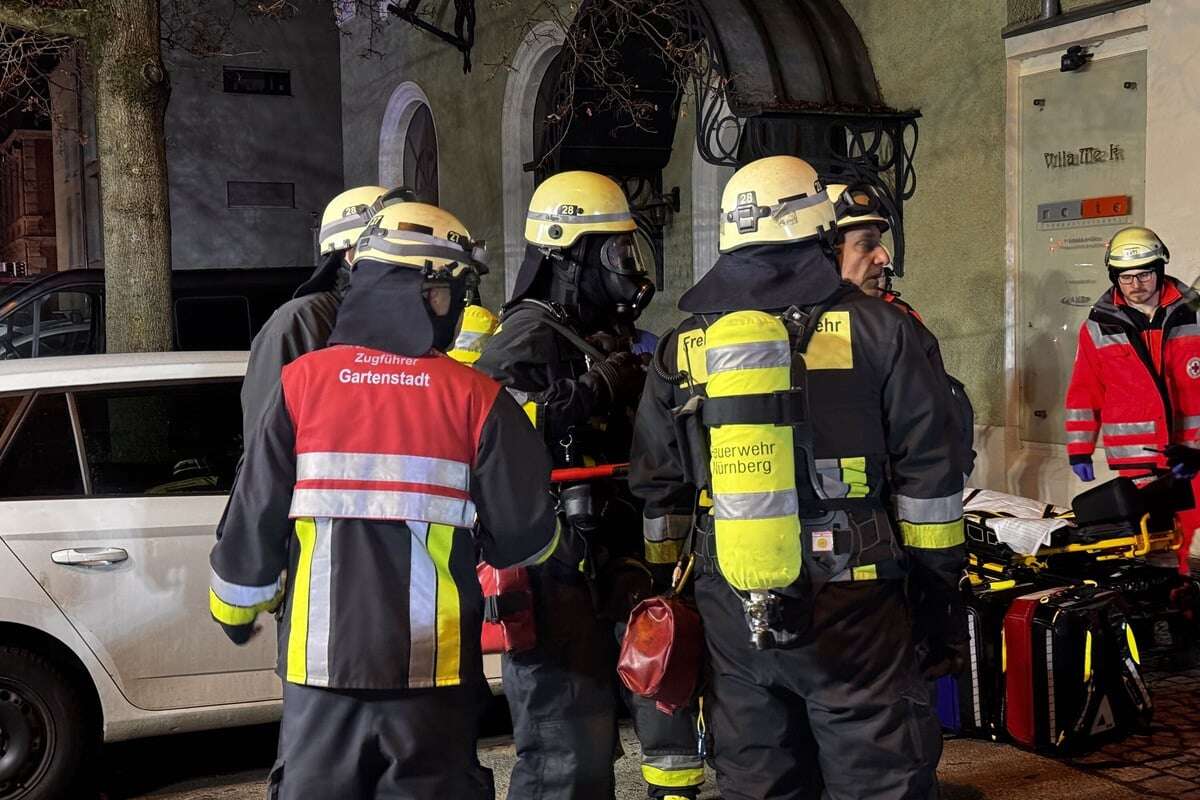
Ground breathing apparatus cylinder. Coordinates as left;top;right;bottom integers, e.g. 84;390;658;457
705;311;801;594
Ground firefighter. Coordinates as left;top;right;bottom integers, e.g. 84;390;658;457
240;185;413;441
1065;225;1200;573
475;171;704;800
629;156;966;800
209;201;560;799
828;183;975;479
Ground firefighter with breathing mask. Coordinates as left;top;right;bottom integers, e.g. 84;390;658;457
476;170;704;800
629;155;966;800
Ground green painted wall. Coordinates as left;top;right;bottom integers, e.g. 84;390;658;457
842;0;1008;426
339;2;700;331
1008;0;1129;27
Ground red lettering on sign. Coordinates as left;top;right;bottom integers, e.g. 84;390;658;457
1081;195;1131;218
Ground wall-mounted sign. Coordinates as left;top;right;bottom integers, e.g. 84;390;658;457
1036;194;1132;228
1044;144;1125;169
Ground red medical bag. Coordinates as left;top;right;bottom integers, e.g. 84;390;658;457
477;563;537;655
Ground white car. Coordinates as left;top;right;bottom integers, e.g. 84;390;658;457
0;352;502;800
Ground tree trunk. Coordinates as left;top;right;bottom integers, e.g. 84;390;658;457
90;0;173;353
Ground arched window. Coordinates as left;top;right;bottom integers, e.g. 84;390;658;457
402;103;439;204
379;82;440;205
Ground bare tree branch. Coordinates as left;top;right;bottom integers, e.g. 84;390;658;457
0;0;88;38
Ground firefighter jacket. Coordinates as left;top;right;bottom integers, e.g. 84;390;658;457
240;265;345;443
210;345;560;690
1065;276;1200;475
882;291;976;478
629;284;966;606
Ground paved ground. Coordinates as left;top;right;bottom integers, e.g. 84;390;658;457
92;628;1200;800
94;655;1200;800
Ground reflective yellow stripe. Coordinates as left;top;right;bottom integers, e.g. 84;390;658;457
1084;629;1093;683
840;456;866;472
1001;629;1007;673
900;519;965;549
427;523;462;686
208;588;281;626
1126;623;1141;665
641;765;705;788
287;517;317;684
851;564;878;581
645;538;685;565
522;401;540;428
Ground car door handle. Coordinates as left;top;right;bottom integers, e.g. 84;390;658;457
52;547;129;567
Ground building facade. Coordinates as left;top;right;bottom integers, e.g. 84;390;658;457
0;129;56;275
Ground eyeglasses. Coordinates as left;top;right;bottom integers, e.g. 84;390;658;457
1117;270;1157;286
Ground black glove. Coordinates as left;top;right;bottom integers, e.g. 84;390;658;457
583;351;646;409
219;620;259;645
910;579;969;680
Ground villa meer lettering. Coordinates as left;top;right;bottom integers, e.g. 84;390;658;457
1044;144;1125;169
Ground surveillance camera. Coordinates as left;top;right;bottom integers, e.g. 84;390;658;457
1061;45;1093;73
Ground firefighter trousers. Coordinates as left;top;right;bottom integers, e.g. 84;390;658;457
267;680;494;799
694;574;940;800
502;565;703;799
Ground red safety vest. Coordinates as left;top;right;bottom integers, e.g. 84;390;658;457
1065;278;1200;475
283;345;501;526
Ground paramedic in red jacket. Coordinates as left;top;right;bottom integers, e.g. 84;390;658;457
1065;225;1200;573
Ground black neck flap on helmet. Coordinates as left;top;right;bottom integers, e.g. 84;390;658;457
679;241;843;314
329;260;465;356
294;250;351;300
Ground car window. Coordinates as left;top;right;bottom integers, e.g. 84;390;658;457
0;393;84;499
74;380;243;496
174;297;253;350
0;395;22;441
0;291;98;359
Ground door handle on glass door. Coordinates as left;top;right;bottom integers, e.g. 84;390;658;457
51;547;129;567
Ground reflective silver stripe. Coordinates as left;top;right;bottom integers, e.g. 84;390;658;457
527;209;633;224
643;514;690;542
357;236;471;265
296;452;469;491
1168;323;1200;341
771;189;830;219
209;570;283;608
706;340;791;375
1067;430;1095;445
407;521;436;686
1109;244;1164;263
1177;415;1200;431
1106;444;1154;460
1065;408;1095;422
506;387;532;405
820;473;850;499
318;214;368;242
453;330;488;351
290;488;476;528
713;489;798;520
644;752;704;771
1102;421;1157;437
1086;320;1129;348
306;517;334;687
895;494;963;524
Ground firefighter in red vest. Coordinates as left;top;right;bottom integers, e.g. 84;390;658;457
209;201;560;798
1066;225;1200;573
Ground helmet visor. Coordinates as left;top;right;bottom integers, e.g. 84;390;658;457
600;233;647;277
833;183;882;221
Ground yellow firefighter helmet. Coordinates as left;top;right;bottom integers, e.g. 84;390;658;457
525;171;637;249
1105;226;1170;270
351;202;485;276
318;185;389;255
827;183;890;233
719;156;836;253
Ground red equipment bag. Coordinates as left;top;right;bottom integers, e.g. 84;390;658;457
1004;584;1152;752
617;557;703;714
477;563;536;655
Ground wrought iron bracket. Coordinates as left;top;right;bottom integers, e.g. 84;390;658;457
385;0;477;72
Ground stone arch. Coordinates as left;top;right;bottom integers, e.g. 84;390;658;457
378;81;440;202
500;21;566;299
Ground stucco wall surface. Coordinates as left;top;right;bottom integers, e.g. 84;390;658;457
1008;0;1130;27
165;2;344;270
842;0;1009;426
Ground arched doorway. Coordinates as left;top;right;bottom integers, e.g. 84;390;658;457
379;81;440;204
